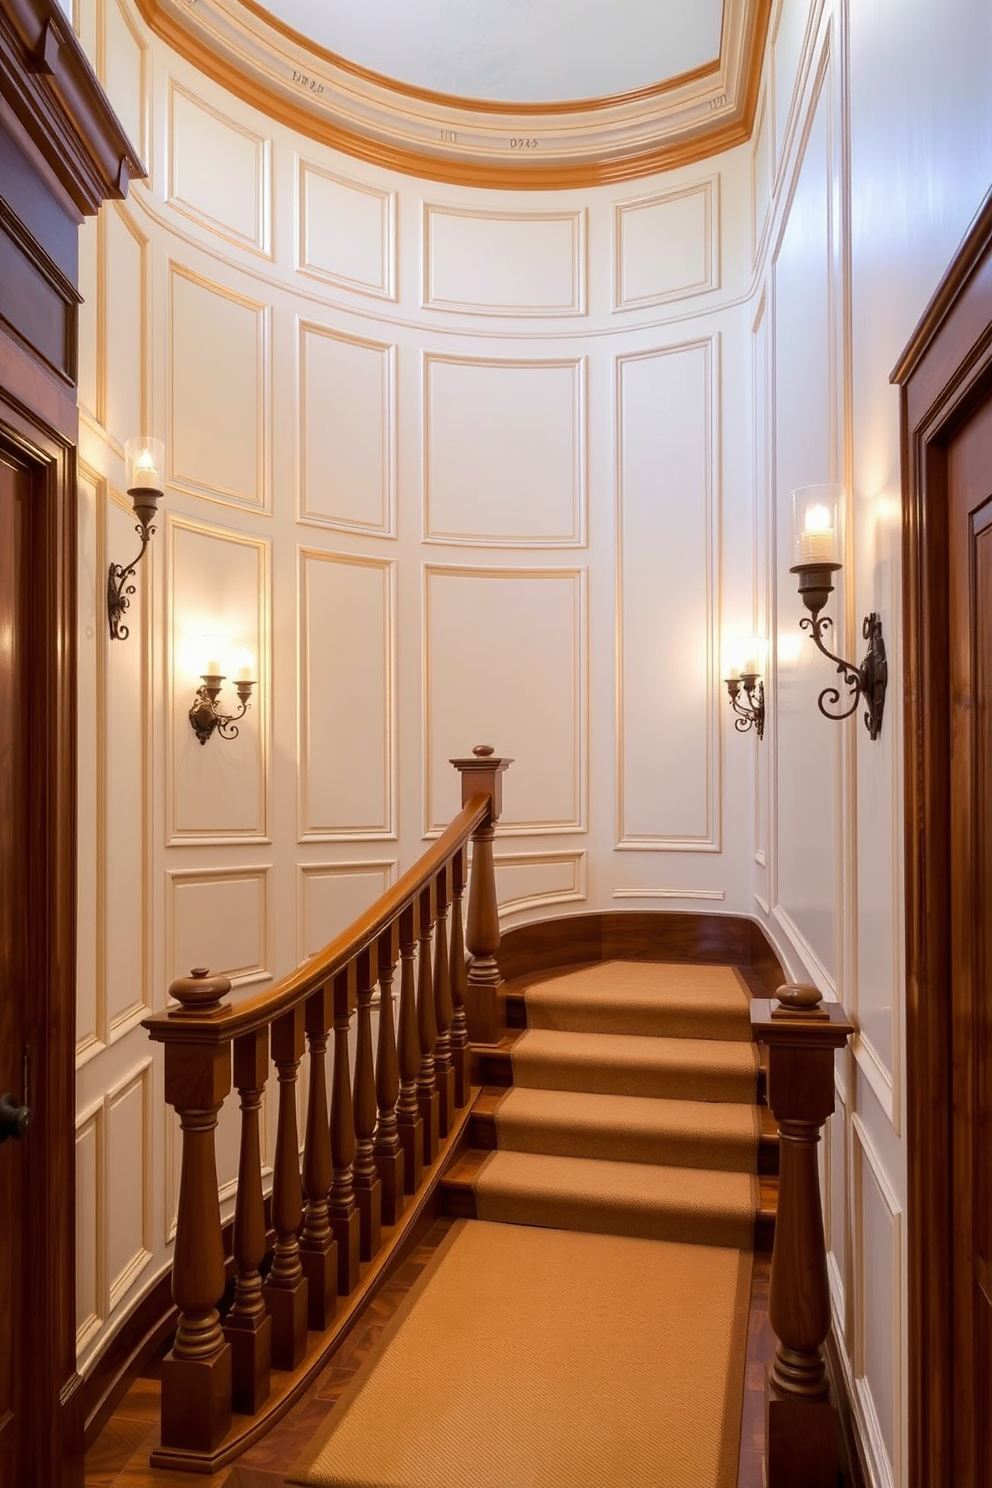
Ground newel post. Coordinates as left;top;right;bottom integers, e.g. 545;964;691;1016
154;968;233;1456
751;984;854;1488
450;745;512;1045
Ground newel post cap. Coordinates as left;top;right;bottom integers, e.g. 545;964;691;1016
168;965;232;1017
450;745;513;818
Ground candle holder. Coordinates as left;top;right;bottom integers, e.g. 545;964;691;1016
789;485;886;740
189;673;256;745
725;672;765;738
108;436;165;641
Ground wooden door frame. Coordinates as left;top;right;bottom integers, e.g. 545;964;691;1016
0;394;82;1484
893;187;992;1488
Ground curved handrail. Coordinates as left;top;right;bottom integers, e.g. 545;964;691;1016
144;792;491;1046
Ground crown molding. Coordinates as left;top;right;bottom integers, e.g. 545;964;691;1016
134;0;771;188
1;0;145;219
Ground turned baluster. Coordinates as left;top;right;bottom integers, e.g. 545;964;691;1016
395;904;424;1194
432;865;456;1136
450;746;512;1044
373;922;405;1224
224;1028;272;1416
448;847;470;1107
263;1006;308;1371
156;969;233;1456
751;986;855;1488
353;947;383;1261
416;883;441;1165
300;985;337;1331
328;964;361;1294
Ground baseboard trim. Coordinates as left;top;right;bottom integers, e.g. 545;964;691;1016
825;1326;871;1488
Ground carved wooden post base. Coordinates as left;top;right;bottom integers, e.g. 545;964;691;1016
225;1311;271;1417
396;1112;424;1195
160;1346;232;1454
766;1393;841;1488
450;748;512;1046
751;989;854;1488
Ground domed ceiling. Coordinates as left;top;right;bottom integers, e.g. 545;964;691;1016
135;0;770;185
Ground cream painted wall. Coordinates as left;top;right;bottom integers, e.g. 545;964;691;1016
751;1;992;1485
72;0;760;1383
69;2;992;1486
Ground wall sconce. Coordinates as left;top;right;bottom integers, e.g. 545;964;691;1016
108;437;164;641
789;485;886;740
189;638;256;745
724;645;765;739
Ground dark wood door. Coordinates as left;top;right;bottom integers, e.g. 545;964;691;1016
0;444;29;1484
948;393;992;1488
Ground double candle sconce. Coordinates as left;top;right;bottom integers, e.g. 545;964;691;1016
724;485;887;743
189;638;257;745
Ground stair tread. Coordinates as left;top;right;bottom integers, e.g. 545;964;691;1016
474;1086;778;1139
521;959;753;1042
509;1027;757;1102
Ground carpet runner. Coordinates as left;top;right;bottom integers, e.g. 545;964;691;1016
290;1220;752;1488
465;960;762;1249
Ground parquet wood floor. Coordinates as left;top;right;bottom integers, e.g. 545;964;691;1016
85;1225;776;1488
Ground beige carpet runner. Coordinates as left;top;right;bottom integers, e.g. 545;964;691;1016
290;1219;752;1488
473;961;761;1249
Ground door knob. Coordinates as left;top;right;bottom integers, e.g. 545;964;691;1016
0;1093;30;1143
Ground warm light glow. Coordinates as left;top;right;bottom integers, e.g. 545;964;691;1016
234;647;256;682
200;633;228;677
804;504;832;535
132;451;160;487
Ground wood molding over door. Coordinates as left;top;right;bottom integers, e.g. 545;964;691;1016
893;187;992;1488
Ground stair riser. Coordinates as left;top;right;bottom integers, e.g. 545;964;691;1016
469;1111;779;1175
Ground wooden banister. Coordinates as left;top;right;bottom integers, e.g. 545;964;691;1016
143;751;510;1471
144;792;495;1048
750;985;855;1488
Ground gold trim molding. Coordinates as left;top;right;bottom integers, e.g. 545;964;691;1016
132;0;771;187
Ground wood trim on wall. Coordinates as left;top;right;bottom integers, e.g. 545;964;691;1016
0;0;144;220
495;910;787;993
892;183;992;1488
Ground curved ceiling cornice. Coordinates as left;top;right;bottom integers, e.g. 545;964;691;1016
134;0;771;187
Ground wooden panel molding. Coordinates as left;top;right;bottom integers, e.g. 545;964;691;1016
423;204;586;316
0;0;144;219
298;160;395;299
167;78;271;255
892;183;992;1488
613;178;718;311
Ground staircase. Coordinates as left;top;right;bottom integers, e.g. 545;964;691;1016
443;959;777;1249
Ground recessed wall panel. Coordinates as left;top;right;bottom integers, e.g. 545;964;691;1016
772;74;837;976
75;1105;103;1353
299;324;395;534
168;81;270;254
853;1116;902;1487
299;862;396;960
102;0;146;167
618;341;717;848
168;868;270;987
494;850;587;916
771;0;809;172
104;491;148;1033
106;1063;151;1308
424;206;585;316
169;517;268;840
104;205;146;446
425;566;585;834
425;355;585;547
300;552;393;839
615;180;716;310
299;161;395;299
169;265;268;509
